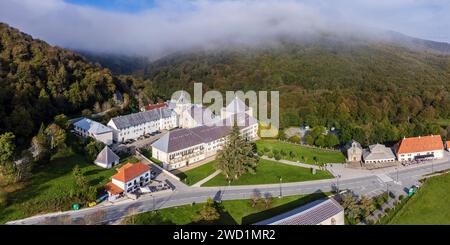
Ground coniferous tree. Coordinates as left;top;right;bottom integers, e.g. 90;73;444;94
216;121;258;181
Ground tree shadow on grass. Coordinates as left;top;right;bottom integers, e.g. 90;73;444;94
241;191;328;225
84;169;103;176
187;202;239;225
176;172;187;182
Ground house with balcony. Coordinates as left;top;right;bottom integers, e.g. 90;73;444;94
105;162;151;200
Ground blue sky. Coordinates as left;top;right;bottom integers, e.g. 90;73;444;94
65;0;157;13
0;0;449;57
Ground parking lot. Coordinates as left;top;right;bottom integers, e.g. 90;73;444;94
112;129;168;153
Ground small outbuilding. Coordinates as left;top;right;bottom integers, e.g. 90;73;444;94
94;146;120;169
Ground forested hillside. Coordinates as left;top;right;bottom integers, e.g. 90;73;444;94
142;39;450;145
0;23;127;144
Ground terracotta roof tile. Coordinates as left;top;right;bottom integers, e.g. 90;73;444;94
112;162;151;182
397;135;444;154
143;102;167;111
105;182;123;195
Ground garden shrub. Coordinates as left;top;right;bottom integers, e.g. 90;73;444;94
274;153;281;161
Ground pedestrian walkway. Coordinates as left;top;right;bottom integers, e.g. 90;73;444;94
260;156;322;170
327;163;373;179
192;170;222;187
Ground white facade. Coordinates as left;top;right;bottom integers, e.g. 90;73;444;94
73;118;114;145
397;149;444;162
106;163;152;197
154;143;206;171
107;110;178;143
152;122;258;171
111;171;151;194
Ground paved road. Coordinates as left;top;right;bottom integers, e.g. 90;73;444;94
7;154;450;225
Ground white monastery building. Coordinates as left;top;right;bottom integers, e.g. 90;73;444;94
395;135;445;162
152;113;258;170
73;118;114;145
151;96;258;170
107;108;178;143
105;162;151;199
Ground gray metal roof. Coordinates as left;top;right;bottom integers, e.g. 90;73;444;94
363;144;396;161
152;113;258;153
187;104;217;125
73;118;112;134
95;146;120;165
254;198;344;225
110;108;175;130
224;96;249;113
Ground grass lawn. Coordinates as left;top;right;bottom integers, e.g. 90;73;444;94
202;159;333;187
176;161;217;186
389;173;450;225
0;148;139;224
255;140;345;166
124;192;328;225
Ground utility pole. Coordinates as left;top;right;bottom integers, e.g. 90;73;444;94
336;175;341;193
279;177;283;198
386;183;389;200
151;194;156;212
396;168;399;183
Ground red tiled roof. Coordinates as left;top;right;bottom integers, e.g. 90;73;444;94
105;182;123;195
112;162;151;183
397;135;444;154
143;103;167;111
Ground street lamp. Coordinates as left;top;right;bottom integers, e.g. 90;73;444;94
279;177;283;198
386;183;390;200
151;194;156;213
396;168;399;183
336;175;341;193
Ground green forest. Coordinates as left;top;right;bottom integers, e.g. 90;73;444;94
140;39;450;146
0;23;159;146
